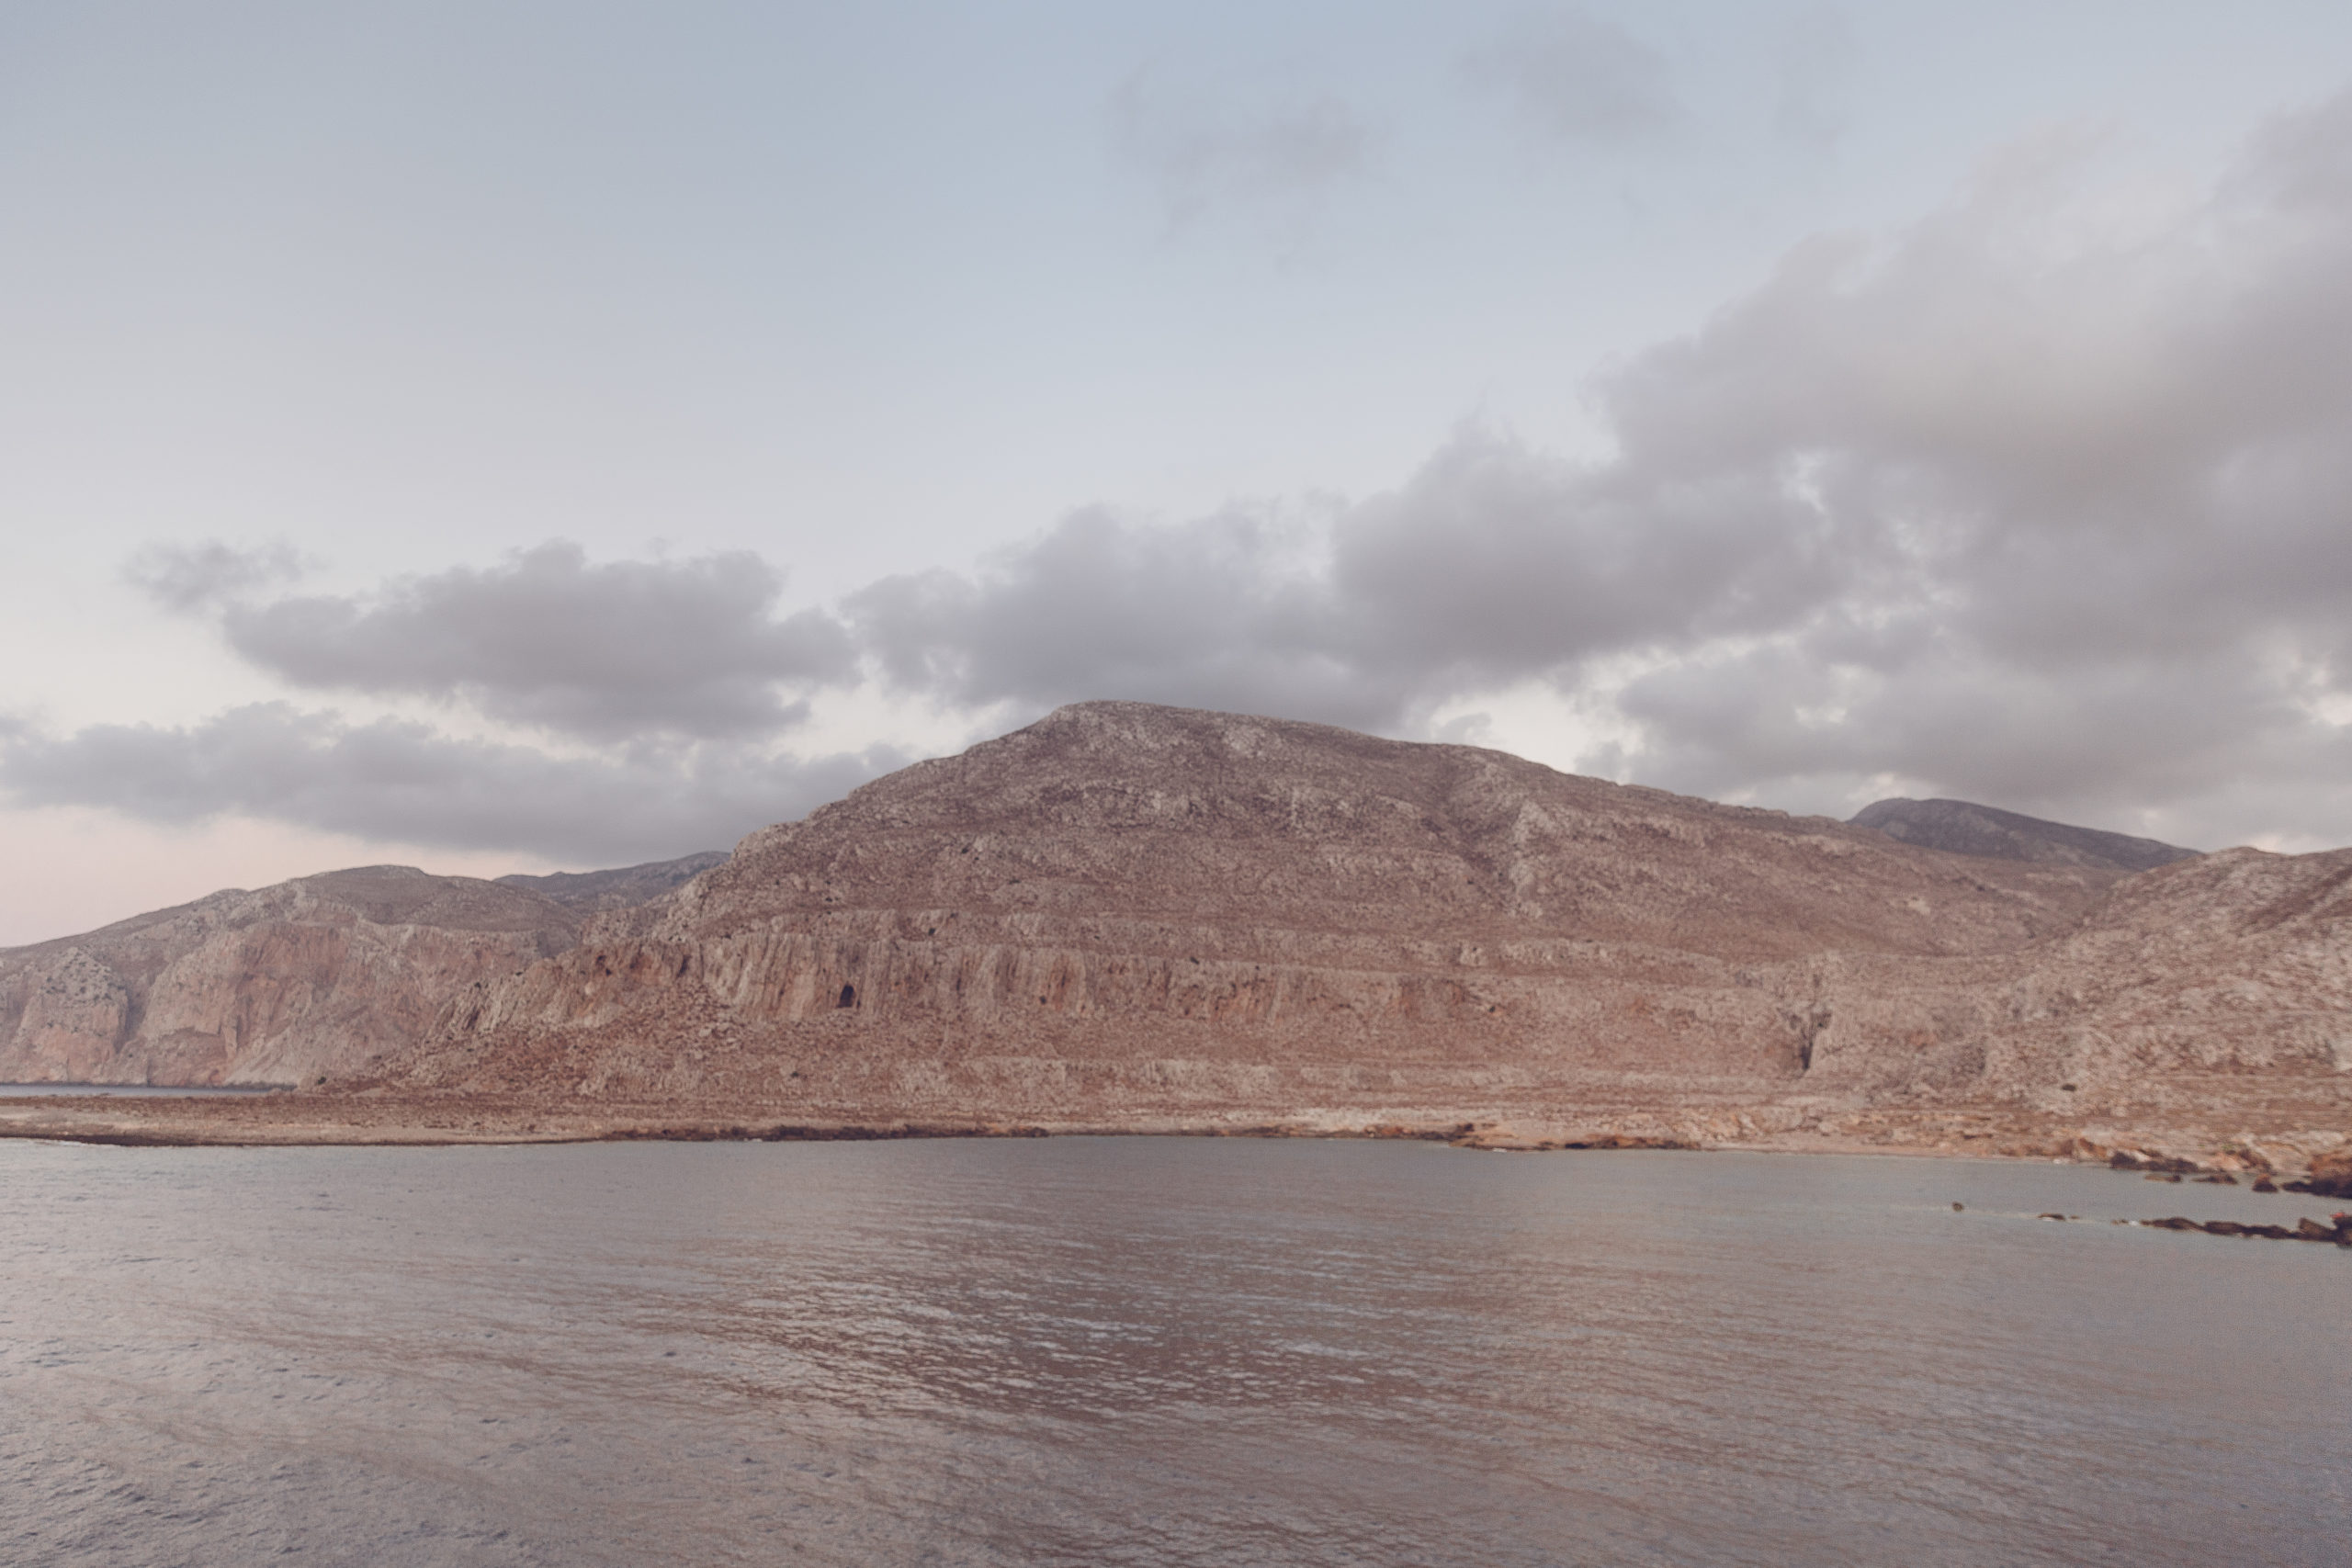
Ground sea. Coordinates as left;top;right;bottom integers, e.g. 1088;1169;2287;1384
1;1135;2344;1566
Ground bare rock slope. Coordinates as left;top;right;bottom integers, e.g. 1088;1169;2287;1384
1849;797;2198;874
496;852;729;913
11;703;2342;1162
0;867;581;1086
371;703;2347;1138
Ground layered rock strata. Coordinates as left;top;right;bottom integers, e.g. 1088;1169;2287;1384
370;703;2346;1141
0;867;579;1086
7;703;2345;1165
1848;797;2199;873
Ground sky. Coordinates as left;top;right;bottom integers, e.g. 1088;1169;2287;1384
6;1;2352;944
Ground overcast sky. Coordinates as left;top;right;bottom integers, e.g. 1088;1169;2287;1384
6;1;2352;943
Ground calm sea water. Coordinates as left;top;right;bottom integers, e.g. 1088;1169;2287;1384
1;1137;2344;1567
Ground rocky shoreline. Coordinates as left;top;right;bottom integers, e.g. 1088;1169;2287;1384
11;1090;2347;1258
2129;1213;2352;1245
5;1089;2346;1190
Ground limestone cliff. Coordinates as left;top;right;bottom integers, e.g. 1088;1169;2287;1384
0;867;580;1086
382;702;2321;1126
13;704;2345;1144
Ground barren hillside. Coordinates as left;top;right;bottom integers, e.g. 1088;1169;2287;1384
382;704;2190;1123
0;867;579;1086
8;704;2344;1167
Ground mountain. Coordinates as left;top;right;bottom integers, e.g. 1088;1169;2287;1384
379;703;2244;1118
1849;797;2199;874
367;704;2344;1145
8;705;2345;1168
496;852;729;912
0;866;581;1087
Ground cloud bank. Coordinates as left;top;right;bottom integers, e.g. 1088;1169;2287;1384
1464;10;1680;146
137;541;855;742
0;705;900;865
14;91;2352;860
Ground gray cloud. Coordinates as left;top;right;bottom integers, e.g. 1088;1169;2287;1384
1108;69;1374;234
53;90;2352;858
846;506;1383;727
1565;108;2352;835
141;540;858;742
0;703;902;864
1464;10;1679;146
1772;6;1857;149
858;93;2352;846
847;434;1844;734
125;540;307;612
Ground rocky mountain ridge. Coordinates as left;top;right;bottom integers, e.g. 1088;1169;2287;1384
0;867;581;1086
1848;797;2199;874
368;704;2347;1150
495;852;729;912
6;704;2346;1173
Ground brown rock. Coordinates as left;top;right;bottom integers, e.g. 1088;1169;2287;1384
358;705;2352;1136
360;703;2157;1116
493;852;728;913
1849;798;2197;874
0;867;581;1086
2305;1148;2352;1200
8;703;2351;1146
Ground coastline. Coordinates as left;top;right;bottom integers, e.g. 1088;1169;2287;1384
4;1089;2342;1178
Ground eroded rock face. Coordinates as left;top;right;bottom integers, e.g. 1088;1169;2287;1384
380;702;2244;1122
7;948;134;1081
1849;798;2199;874
495;852;728;912
0;867;582;1086
15;704;2347;1136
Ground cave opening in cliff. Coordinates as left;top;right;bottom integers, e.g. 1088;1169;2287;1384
838;985;856;1009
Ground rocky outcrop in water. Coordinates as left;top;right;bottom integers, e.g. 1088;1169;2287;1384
2142;1214;2350;1245
2305;1147;2352;1198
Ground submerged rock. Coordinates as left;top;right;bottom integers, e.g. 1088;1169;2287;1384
2304;1149;2352;1201
2140;1214;2352;1245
